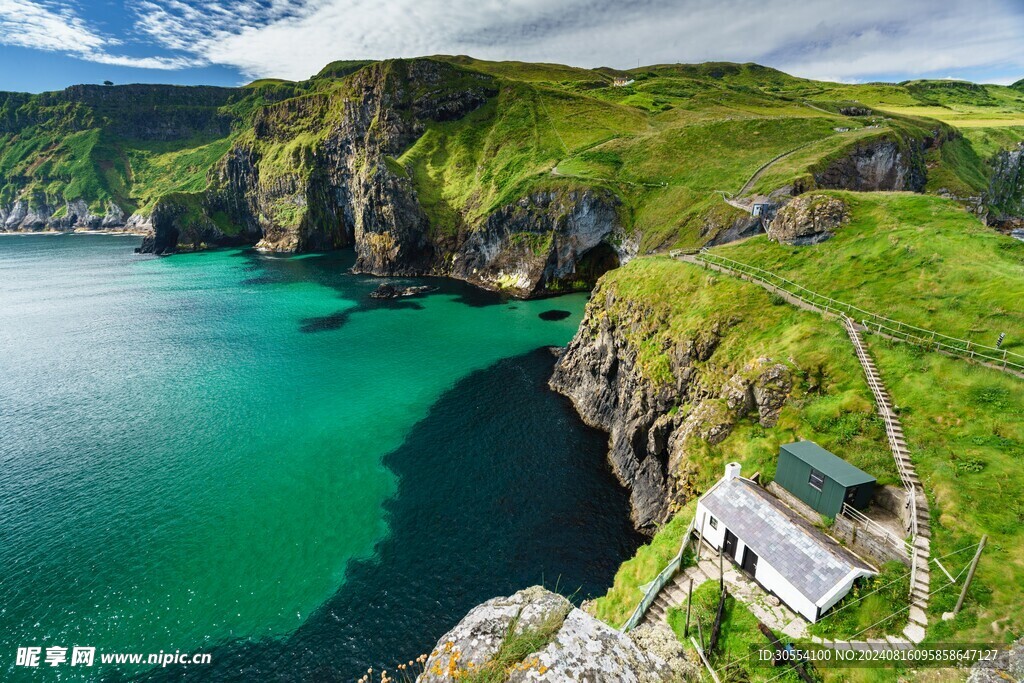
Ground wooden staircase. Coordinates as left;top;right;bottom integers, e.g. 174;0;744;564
843;315;931;643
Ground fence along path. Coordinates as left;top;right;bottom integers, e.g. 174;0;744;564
671;249;934;643
674;250;1024;378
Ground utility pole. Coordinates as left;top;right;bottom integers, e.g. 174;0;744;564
954;535;986;615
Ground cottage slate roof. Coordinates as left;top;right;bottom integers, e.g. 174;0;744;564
700;476;875;604
781;441;876;487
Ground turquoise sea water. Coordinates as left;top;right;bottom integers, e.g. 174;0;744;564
0;235;641;681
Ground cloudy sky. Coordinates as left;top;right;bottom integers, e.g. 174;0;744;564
0;0;1022;92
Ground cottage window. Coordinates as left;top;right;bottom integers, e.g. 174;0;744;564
808;468;825;491
707;515;718;530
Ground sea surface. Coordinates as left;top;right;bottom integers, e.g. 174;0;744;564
0;235;642;681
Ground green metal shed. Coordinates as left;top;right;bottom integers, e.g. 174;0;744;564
774;441;876;518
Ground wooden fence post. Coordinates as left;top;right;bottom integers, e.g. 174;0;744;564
684;579;694;637
954;535;986;615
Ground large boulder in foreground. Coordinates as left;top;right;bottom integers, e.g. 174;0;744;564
416;586;694;682
768;194;848;245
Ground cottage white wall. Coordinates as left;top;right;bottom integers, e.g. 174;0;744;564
752;558;819;622
695;502;726;550
817;569;873;617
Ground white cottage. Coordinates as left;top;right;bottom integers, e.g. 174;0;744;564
695;463;877;622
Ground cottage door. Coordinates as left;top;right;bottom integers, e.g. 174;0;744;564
723;530;738;560
741;547;759;577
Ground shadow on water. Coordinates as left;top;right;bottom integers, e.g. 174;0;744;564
134;348;643;683
299;300;425;333
233;248;510;309
538;310;572;321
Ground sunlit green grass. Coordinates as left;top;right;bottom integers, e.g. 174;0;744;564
716;192;1024;353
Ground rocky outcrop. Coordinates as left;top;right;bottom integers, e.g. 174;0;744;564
768;193;848;245
804;136;930;193
449;188;635;296
136;60;483;258
550;285;794;530
967;638;1023;683
987;144;1024;230
416;586;693;682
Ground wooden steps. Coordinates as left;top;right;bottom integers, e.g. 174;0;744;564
843;317;932;644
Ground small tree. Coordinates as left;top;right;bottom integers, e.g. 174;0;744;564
103;80;113;86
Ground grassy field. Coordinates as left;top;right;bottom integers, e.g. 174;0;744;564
715;192;1024;354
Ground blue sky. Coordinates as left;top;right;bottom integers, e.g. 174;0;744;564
1;0;1022;93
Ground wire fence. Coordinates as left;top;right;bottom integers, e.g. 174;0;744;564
687;250;1024;375
621;517;696;632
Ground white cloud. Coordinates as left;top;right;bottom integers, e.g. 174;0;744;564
3;0;1024;83
125;0;1024;83
0;0;196;69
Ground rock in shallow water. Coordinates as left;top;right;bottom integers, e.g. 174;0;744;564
368;283;437;299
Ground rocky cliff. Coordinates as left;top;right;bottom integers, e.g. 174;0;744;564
987;144;1024;230
0;197;131;232
767;193;848;245
415;586;694;682
797;133;936;194
138;59;632;296
549;277;793;530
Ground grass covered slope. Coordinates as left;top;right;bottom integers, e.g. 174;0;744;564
872;342;1024;642
596;256;896;488
677;197;1023;642
0;84;247;214
716;192;1024;353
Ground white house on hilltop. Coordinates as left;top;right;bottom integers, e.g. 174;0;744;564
695;463;877;622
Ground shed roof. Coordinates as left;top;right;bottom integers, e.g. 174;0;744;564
700;476;875;604
781;441;876;487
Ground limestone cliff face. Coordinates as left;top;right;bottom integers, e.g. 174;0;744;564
447;188;635;297
0;198;131;232
138;60;631;296
416;586;694;683
550;284;793;531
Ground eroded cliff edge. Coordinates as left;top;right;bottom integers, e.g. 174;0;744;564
549;264;796;531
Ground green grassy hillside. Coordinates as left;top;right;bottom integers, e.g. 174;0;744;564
715;192;1024;352
5;58;1024;250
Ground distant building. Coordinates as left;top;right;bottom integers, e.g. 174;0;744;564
696;463;877;622
612;77;635;87
751;202;776;218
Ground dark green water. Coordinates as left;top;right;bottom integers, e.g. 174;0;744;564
0;235;642;681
